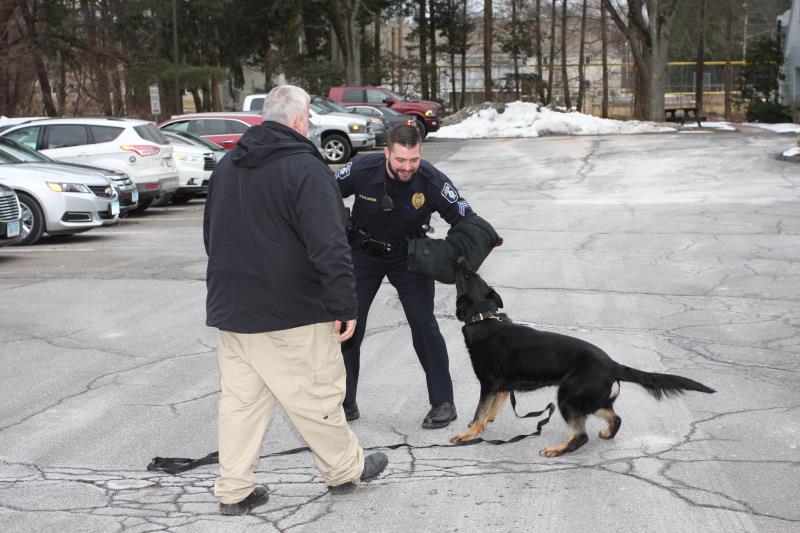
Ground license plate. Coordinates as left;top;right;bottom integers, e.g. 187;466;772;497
132;190;139;203
7;220;20;238
110;201;120;216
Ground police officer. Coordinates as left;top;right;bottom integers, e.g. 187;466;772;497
335;124;474;429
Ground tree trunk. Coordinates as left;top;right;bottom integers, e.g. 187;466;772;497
373;13;381;85
330;1;362;85
534;0;544;102
560;0;570;108
723;0;733;120
547;0;556;104
483;0;492;102
460;0;467;108
511;0;519;99
695;0;707;113
418;0;429;99
577;0;587;112
601;0;609;118
430;0;438;100
602;0;683;121
21;1;58;116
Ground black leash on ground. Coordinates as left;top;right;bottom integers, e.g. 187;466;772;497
147;394;555;476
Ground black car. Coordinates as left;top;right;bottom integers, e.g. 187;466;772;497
0;137;139;216
345;104;418;146
0;182;22;247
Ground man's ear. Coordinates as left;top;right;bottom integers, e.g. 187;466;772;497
489;290;504;309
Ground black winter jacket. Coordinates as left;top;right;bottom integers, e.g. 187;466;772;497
204;121;357;333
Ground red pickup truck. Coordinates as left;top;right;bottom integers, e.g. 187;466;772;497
328;86;442;137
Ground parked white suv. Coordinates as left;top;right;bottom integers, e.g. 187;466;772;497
242;94;375;164
0;117;179;212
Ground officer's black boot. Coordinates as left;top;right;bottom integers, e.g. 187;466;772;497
421;402;457;429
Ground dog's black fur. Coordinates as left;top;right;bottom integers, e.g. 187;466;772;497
452;257;715;457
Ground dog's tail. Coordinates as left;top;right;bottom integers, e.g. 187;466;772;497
614;365;715;400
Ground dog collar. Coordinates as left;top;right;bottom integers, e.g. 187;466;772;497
465;312;502;324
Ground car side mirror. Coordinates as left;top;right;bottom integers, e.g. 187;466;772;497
383;97;394;105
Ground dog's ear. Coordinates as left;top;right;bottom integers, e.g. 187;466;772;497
489;290;504;309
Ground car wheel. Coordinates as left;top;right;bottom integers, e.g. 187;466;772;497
17;193;45;245
415;119;427;139
170;194;195;205
130;197;153;214
322;133;352;164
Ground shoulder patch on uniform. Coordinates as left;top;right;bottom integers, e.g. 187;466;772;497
441;183;459;204
457;199;470;216
335;161;352;180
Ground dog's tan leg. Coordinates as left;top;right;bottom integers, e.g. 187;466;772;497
486;391;509;423
539;418;588;458
451;392;497;443
595;408;622;439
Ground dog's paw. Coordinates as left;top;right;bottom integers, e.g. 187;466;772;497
450;433;471;444
538;447;563;458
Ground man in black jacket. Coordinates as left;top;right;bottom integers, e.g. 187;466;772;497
204;85;387;516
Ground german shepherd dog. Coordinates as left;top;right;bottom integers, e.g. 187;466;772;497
451;257;715;457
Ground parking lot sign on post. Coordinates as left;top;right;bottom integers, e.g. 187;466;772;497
149;85;161;120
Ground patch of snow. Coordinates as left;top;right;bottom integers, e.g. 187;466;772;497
744;123;800;134
429;101;673;139
682;121;737;131
783;146;800;157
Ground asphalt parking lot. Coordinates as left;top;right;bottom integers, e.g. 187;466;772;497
1;132;798;532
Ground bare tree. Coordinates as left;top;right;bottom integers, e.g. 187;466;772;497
483;0;492;101
533;0;544;102
602;0;685;120
329;0;362;84
695;0;707;113
418;0;429;99
511;0;520;99
430;0;438;100
560;0;570;108
601;0;609;118
546;0;556;104
723;0;733;120
577;0;587;112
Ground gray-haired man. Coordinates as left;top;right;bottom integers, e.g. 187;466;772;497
203;85;387;515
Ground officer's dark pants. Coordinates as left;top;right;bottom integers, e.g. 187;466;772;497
342;249;454;407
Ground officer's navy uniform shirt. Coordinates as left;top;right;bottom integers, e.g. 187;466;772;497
335;153;474;244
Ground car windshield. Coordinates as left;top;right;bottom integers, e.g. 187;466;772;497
382;107;406;117
385;89;406;101
134;123;168;144
314;97;351;114
0;138;51;162
310;102;331;115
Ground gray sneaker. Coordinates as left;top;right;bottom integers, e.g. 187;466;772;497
219;485;269;515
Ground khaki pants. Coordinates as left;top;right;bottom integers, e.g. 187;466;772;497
213;323;364;504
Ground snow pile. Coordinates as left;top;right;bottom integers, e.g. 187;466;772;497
429;101;673;138
745;123;800;134
783;146;800;158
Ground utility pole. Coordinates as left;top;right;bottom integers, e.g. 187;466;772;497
172;0;182;114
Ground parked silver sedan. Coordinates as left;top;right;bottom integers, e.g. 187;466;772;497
0;144;119;245
0;183;22;247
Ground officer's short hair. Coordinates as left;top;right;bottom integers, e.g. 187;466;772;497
262;85;310;127
387;124;421;150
